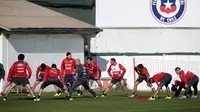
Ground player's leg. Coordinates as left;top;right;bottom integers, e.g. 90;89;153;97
3;82;16;101
191;76;199;98
54;85;62;96
32;81;40;92
69;79;82;96
37;80;51;100
174;87;183;97
0;82;11;96
53;80;72;100
96;79;105;92
164;74;172;99
102;79;116;97
119;78;127;95
82;80;97;97
22;78;36;101
130;77;143;97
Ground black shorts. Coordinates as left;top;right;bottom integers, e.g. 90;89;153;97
136;76;147;83
41;78;65;91
12;77;30;86
188;76;199;87
64;75;75;84
159;74;172;88
111;77;123;84
38;76;44;82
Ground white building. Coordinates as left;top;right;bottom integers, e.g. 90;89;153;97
0;0;101;92
91;0;200;90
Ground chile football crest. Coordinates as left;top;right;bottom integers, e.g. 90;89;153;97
150;0;186;24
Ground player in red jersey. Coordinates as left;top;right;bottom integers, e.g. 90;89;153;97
3;54;37;101
148;72;172;100
130;64;154;97
36;64;72;101
61;52;76;89
84;57;104;93
175;67;199;99
101;58;127;97
171;76;192;97
31;63;61;96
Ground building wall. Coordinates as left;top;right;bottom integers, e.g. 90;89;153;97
91;0;200;90
2;33;84;92
96;0;199;27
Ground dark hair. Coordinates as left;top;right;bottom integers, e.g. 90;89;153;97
110;58;116;62
51;64;57;68
148;78;153;83
138;64;144;69
87;57;92;61
18;54;25;60
66;52;71;56
40;63;46;70
175;67;181;71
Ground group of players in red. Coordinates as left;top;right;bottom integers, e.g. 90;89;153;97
0;52;199;101
130;64;199;100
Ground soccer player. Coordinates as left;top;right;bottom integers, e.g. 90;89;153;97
61;52;76;90
171;76;192;97
3;54;37;101
32;63;61;96
69;59;97;98
84;57;104;93
175;67;199;99
130;64;153;97
37;64;72;101
101;58;127;97
148;72;172;100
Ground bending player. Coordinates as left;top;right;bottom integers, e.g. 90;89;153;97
101;58;127;97
37;64;72;101
3;54;37;101
130;64;154;97
171;76;192;97
32;63;61;96
175;67;199;99
148;72;172;100
84;57;104;93
69;59;97;98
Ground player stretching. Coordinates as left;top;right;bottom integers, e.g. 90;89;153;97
32;63;61;96
3;54;37;101
84;57;104;93
37;64;72;101
171;76;192;97
148;72;172;100
101;58;127;97
175;67;199;99
130;64;153;97
69;59;97;98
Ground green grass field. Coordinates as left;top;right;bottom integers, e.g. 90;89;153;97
0;90;200;112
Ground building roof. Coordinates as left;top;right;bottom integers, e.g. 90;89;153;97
0;0;101;34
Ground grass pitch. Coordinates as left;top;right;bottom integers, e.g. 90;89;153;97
0;90;199;112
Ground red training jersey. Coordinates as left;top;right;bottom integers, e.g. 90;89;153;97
43;68;63;83
61;58;76;75
8;60;32;80
84;62;101;78
36;65;51;81
179;70;196;84
152;72;168;86
107;63;126;79
134;66;150;78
